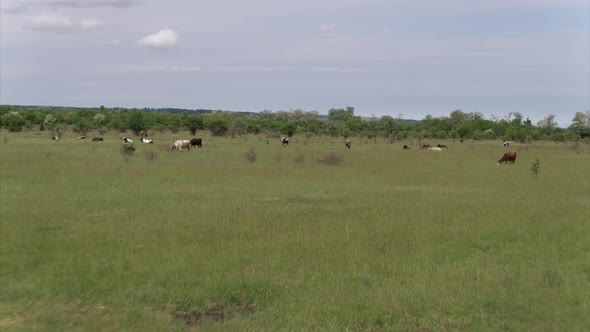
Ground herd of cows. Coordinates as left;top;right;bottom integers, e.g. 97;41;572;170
49;135;517;164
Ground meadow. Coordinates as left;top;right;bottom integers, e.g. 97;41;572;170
1;130;589;331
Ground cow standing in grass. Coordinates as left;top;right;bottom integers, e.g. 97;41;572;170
497;151;517;165
403;145;410;150
282;137;289;146
171;140;191;151
345;139;351;149
190;138;202;148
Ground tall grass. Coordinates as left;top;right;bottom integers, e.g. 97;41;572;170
1;130;589;330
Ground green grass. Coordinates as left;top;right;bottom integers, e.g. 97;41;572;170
1;130;589;330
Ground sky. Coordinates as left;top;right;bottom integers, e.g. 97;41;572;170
1;0;589;127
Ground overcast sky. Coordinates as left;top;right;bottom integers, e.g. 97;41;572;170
1;0;588;126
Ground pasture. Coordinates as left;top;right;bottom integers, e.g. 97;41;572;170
1;130;589;330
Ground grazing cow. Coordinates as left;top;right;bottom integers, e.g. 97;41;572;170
77;135;86;139
140;137;154;144
345;139;351;149
92;137;104;141
437;144;448;149
282;137;289;146
503;141;510;147
51;136;59;141
427;147;443;151
497;151;517;165
170;140;191;151
403;144;410;150
421;144;431;148
122;137;133;144
190;138;202;148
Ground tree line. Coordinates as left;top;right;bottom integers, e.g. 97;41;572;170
1;105;589;141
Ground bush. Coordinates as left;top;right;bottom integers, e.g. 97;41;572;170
120;144;136;161
317;152;344;165
245;148;257;162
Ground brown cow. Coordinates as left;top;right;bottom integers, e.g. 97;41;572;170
497;151;517;165
190;138;202;148
345;139;351;149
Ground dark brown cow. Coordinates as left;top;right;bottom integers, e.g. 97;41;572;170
345;139;351;149
190;138;202;148
497;151;517;165
403;144;410;150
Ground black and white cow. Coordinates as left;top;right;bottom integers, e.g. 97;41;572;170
140;137;154;144
77;135;86;139
51;136;59;141
282;137;289;146
503;141;510;147
122;137;133;144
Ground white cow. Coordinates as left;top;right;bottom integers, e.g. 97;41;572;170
140;137;154;144
170;140;191;151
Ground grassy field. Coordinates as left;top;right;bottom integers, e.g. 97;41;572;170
1;130;589;331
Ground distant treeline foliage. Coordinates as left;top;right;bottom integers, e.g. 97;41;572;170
1;105;589;141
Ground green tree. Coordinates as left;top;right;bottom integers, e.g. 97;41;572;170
569;111;590;138
128;109;150;136
185;115;204;135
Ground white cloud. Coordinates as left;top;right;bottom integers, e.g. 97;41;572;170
110;64;200;72
80;19;103;30
138;28;178;49
1;0;137;13
25;14;104;32
318;23;336;32
27;14;73;32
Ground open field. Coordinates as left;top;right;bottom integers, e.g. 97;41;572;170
1;130;589;330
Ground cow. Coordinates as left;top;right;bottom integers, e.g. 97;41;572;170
190;138;202;148
140;137;154;144
122;137;133;144
92;137;104;141
51;136;59;141
503;141;510;147
345;139;351;149
437;144;448;149
427;147;443;151
77;135;86;139
421;144;431;148
170;140;191;151
403;144;410;150
497;151;517;165
282;137;289;146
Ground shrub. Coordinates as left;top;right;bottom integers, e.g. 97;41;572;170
530;158;540;175
293;152;305;164
245;148;257;163
120;144;136;161
144;151;158;162
317;152;344;165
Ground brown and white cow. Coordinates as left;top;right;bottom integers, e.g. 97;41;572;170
170;140;191;151
497;151;517;165
345;139;351;149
